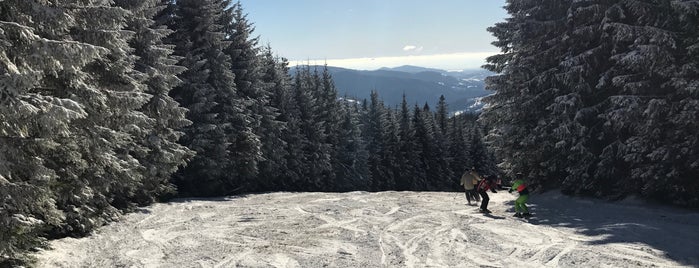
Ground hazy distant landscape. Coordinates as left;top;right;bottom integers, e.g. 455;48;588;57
297;65;493;113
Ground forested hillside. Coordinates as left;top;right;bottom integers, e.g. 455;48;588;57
482;0;698;206
314;66;492;113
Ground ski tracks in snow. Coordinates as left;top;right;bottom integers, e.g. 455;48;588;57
36;191;698;267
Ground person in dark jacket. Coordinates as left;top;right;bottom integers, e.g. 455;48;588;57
476;177;497;213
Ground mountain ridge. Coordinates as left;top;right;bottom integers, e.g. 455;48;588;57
293;65;494;113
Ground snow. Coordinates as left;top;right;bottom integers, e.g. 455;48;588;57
35;191;699;267
469;97;485;111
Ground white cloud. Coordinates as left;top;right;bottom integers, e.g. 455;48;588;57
402;45;424;52
292;51;498;71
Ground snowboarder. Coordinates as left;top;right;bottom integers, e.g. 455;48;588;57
459;168;481;205
509;173;531;218
476;176;497;213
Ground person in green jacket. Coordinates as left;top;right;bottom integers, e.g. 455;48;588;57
509;173;531;218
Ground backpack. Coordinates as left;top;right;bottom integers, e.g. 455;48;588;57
510;179;529;195
516;183;527;192
512;179;527;192
477;179;489;191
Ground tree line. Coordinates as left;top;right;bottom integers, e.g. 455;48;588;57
0;0;497;264
482;0;698;207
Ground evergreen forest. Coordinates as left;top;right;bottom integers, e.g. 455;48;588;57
482;0;698;207
1;0;697;265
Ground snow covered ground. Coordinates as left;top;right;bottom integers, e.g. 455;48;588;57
36;191;699;267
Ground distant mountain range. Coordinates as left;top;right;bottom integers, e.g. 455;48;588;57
295;65;494;114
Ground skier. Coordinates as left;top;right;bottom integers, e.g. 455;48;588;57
476;176;497;213
470;168;481;203
459;168;481;205
509;173;531;218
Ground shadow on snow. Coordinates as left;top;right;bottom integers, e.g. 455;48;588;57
514;192;699;266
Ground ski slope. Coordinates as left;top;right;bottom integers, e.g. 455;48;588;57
36;191;699;267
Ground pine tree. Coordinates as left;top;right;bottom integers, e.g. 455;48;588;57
485;0;699;206
0;1;106;263
434;96;453;187
435;95;449;136
550;1;699;202
380;108;399;190
114;0;194;205
421;103;449;189
318;65;341;188
395;95;417;190
169;0;244;196
40;0;158;236
275;67;307;191
257;46;289;191
448;115;471;188
657;1;699;206
222;1;264;187
602;0;699;205
335;101;370;191
469;127;493;176
410;104;429;190
291;66;332;190
483;0;574;190
281;114;306;190
365;91;386;191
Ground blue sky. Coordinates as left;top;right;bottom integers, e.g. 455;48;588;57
238;0;508;70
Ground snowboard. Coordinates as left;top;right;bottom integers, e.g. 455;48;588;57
473;208;536;222
472;209;506;220
511;214;537;223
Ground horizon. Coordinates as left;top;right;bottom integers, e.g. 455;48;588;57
288;62;491;72
286;52;496;71
238;0;508;70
